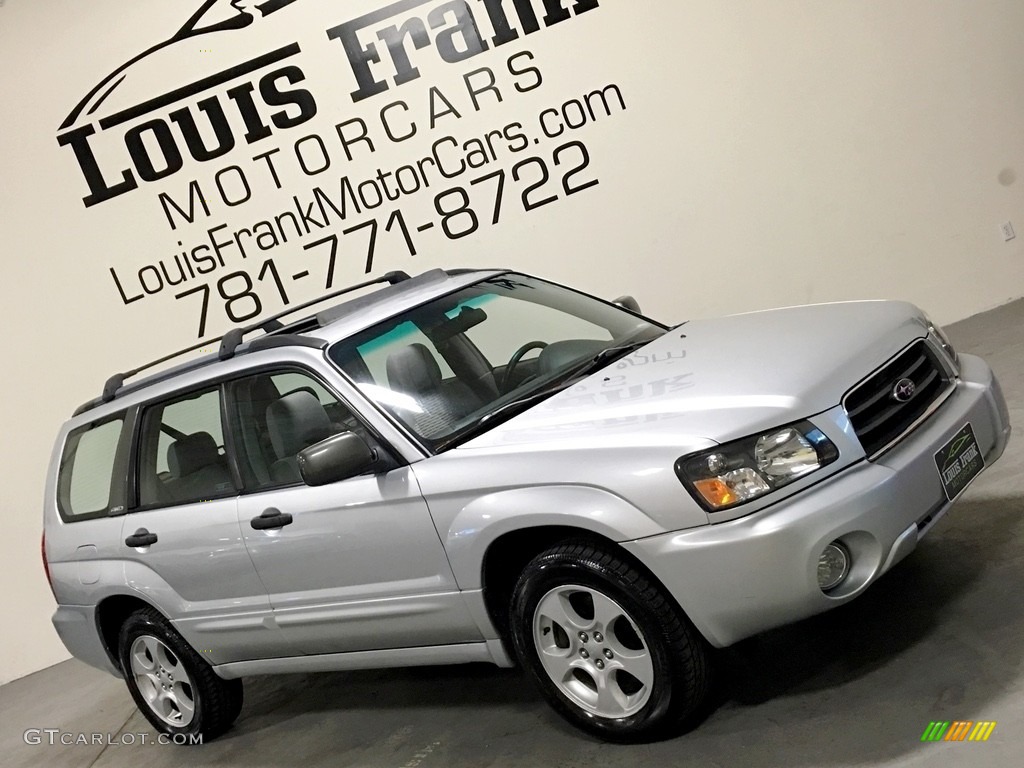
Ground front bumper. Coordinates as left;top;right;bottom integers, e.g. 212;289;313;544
623;353;1011;648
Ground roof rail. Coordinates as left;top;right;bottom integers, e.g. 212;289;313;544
95;270;410;407
215;270;410;362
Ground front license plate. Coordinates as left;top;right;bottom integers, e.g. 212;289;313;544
934;423;985;501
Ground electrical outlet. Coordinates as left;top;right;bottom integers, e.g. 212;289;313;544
1001;221;1016;241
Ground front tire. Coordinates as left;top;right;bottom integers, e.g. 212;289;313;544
509;540;710;742
118;607;242;743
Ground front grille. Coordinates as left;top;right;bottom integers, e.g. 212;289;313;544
844;340;952;458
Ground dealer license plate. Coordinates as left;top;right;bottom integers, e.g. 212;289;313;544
934;423;985;501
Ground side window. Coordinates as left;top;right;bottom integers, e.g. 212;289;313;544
229;370;369;490
58;417;125;519
138;388;235;508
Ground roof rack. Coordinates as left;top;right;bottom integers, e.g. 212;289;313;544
88;270;411;411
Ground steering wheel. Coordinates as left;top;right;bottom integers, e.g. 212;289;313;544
500;341;548;392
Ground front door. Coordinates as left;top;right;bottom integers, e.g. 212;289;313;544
230;369;479;655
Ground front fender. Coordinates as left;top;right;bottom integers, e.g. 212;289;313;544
440;484;669;588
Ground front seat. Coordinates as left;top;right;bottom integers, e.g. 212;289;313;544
385;343;469;438
235;375;282;486
165;432;234;502
265;391;333;484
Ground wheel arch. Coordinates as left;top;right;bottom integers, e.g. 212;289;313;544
480;525;704;647
445;484;664;586
95;593;166;673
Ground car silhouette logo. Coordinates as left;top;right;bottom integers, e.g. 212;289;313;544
891;377;917;402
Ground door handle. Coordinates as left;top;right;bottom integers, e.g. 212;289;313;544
125;528;158;547
250;508;294;530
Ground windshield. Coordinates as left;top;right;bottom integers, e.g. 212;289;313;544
327;273;666;451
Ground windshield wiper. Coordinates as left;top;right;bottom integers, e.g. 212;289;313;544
434;383;570;450
559;337;654;381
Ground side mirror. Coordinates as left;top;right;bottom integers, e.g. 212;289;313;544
297;432;376;486
613;295;641;313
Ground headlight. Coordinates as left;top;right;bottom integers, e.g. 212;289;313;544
675;421;839;511
924;314;959;370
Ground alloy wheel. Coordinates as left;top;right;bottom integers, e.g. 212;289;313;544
532;584;654;718
129;634;196;727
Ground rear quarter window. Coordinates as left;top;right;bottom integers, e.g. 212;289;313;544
57;417;125;521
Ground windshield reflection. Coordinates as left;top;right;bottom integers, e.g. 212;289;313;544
328;273;665;451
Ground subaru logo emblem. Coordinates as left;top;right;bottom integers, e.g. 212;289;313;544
891;377;917;403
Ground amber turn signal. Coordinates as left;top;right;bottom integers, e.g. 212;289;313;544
693;478;737;508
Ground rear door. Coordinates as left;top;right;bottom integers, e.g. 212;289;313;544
118;384;290;662
231;368;479;655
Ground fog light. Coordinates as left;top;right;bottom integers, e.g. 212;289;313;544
817;541;850;591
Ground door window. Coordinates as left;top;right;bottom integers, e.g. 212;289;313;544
137;388;235;507
228;370;372;490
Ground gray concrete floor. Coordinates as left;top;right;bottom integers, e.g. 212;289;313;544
3;301;1023;768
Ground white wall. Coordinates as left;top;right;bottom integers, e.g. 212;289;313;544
0;0;1021;684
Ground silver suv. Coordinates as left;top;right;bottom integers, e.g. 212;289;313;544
43;268;1011;743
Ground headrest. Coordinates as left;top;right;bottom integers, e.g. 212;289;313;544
167;432;220;478
538;339;609;375
386;343;442;394
250;376;281;407
266;391;332;459
245;376;282;428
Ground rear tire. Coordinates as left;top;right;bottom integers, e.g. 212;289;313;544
118;607;242;743
509;540;711;742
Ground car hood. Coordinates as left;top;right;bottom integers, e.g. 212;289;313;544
461;300;929;450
